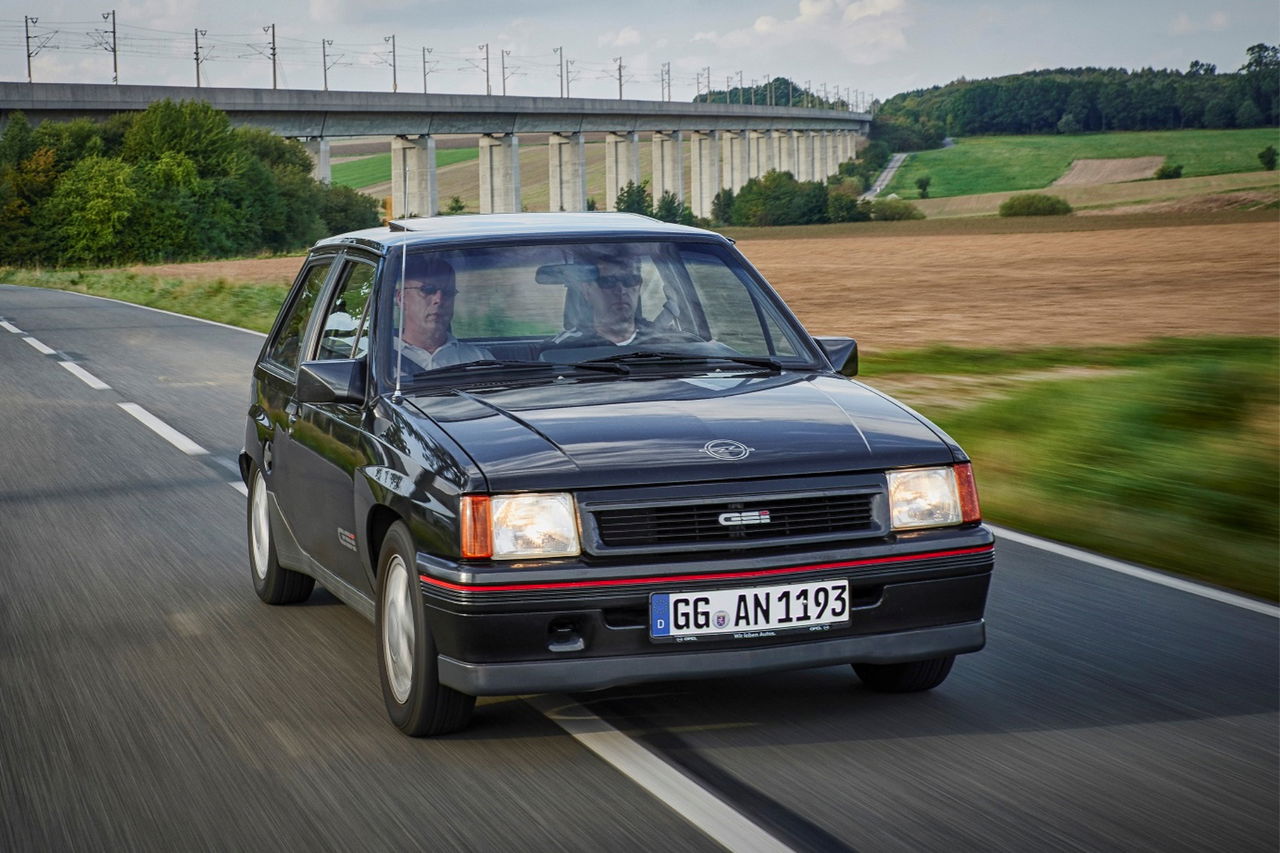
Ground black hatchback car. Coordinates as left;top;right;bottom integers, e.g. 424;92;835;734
242;213;993;735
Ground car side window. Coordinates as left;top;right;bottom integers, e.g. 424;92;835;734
314;259;376;361
266;260;332;371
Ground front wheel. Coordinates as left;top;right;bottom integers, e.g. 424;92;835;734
376;522;475;736
247;466;314;605
853;656;955;692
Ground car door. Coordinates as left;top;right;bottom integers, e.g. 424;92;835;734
275;253;380;593
254;254;336;558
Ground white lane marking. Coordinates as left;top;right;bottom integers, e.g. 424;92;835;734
0;320;22;333
988;523;1279;618
228;481;249;496
527;695;793;853
59;361;112;390
23;336;56;355
117;403;208;456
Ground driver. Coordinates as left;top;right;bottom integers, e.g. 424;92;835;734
396;254;492;370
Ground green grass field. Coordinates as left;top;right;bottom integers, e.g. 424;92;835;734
928;339;1278;601
331;149;480;189
884;128;1279;199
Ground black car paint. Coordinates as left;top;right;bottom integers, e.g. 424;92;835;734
242;214;993;696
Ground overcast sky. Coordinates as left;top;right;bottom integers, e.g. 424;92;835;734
3;1;1276;104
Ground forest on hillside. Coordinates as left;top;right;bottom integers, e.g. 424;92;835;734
876;44;1279;144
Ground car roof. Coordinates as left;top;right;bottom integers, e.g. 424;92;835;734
313;212;727;253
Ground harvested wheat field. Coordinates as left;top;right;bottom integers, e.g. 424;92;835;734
737;220;1279;351
1052;157;1165;185
124;218;1279;353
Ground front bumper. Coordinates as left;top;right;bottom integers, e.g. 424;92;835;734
418;528;994;696
439;620;985;694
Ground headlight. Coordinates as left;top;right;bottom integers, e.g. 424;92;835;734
888;465;981;530
461;493;580;560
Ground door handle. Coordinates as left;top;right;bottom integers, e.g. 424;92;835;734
285;401;300;424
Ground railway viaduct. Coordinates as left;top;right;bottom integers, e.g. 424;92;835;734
0;82;870;219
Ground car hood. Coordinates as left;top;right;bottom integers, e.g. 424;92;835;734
407;372;958;492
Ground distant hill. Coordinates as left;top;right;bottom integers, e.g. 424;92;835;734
877;44;1278;140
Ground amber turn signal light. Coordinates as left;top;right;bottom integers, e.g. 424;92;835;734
955;462;982;524
460;495;492;559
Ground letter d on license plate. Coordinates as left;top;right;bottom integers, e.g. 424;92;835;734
651;579;850;640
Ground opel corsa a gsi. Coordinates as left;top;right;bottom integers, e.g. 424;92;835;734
242;213;994;736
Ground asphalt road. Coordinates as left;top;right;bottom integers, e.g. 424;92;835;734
2;284;1276;852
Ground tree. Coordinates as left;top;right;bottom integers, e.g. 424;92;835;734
1235;99;1264;128
653;190;693;225
122;100;236;177
915;175;932;198
0;111;36;168
710;188;735;224
1056;112;1083;134
444;195;466;215
43;156;138;264
614;180;653;215
1260;145;1278;170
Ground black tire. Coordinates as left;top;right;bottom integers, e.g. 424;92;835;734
375;522;475;736
247;466;314;605
853;656;955;693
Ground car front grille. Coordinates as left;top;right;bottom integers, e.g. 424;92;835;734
592;492;879;549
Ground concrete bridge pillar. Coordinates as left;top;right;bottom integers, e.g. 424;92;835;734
722;130;750;192
651;131;684;203
479;133;521;214
689;130;721;220
826;132;841;176
795;132;814;182
391;135;437;218
810;131;827;181
604;131;641;210
303;137;331;184
779;130;799;178
548;132;587;212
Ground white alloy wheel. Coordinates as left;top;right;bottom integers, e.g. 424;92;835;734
250;471;271;580
382;554;416;704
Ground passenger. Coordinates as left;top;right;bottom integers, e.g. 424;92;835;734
551;254;662;346
396;255;492;370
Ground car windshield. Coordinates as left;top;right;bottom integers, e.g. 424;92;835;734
383;239;817;388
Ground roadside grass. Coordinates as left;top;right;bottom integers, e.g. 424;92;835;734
331;149;479;190
0;267;288;333
924;341;1279;601
858;337;1278;377
884;129;1280;199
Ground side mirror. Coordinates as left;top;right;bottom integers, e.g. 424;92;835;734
297;357;367;405
815;337;858;377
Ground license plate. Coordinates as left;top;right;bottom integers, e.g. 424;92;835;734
650;579;850;640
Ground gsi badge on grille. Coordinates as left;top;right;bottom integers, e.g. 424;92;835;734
718;510;771;526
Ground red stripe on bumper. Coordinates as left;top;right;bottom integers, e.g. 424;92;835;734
419;544;994;593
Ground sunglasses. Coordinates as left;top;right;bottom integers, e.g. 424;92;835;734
406;283;457;297
595;274;641;291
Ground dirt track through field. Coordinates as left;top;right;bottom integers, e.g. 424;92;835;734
126;220;1279;353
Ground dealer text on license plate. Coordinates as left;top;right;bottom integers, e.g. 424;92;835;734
650;579;850;639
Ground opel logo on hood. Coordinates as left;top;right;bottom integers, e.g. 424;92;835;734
702;439;753;461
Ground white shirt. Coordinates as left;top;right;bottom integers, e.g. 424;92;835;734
397;336;494;371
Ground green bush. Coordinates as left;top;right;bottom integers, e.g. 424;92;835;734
827;181;870;222
1154;162;1184;179
869;198;925;220
1260;145;1278;170
998;193;1073;217
614;179;653;215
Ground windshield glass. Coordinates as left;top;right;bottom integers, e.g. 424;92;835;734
382;239;816;387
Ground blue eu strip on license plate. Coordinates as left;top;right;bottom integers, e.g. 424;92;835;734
651;579;850;639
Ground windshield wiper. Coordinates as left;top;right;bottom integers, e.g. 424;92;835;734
412;358;629;378
577;351;783;372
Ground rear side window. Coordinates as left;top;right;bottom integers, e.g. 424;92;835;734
315;260;376;360
266;260;332;371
